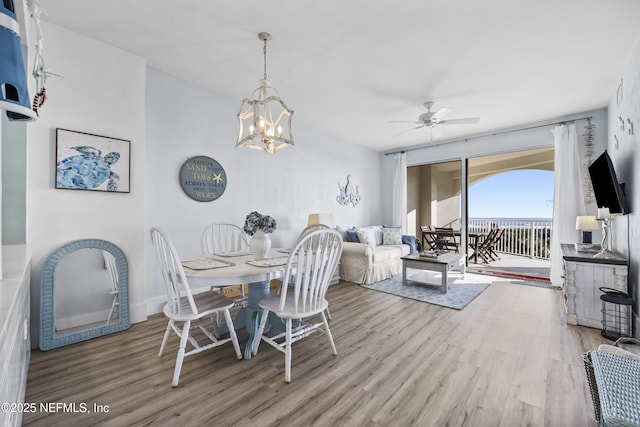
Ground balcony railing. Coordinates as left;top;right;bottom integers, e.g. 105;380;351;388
469;217;552;260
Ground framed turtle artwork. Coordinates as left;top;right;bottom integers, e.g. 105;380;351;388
55;129;131;193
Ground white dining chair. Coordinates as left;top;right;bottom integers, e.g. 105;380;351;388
252;228;343;383
103;250;119;325
150;227;242;387
201;223;249;306
275;223;334;319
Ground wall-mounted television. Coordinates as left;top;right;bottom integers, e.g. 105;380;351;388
588;150;629;215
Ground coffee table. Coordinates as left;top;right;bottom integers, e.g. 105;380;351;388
401;252;465;293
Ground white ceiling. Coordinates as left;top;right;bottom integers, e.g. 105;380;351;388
34;0;640;152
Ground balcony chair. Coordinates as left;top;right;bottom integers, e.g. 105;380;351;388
201;223;250;306
150;227;242;387
252;228;343;383
420;225;438;250
475;228;505;263
487;228;505;261
434;227;459;252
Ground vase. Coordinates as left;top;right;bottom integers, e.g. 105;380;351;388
250;230;271;260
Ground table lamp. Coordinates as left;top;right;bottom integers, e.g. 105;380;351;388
575;215;599;244
596;208;613;257
308;213;334;227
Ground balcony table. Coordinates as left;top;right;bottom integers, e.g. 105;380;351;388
421;229;487;263
183;249;290;359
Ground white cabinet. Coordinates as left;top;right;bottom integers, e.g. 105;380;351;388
0;245;31;427
561;244;628;329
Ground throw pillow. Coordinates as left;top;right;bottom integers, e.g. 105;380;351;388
371;225;384;245
335;225;348;241
401;235;418;254
382;226;403;245
358;225;383;246
356;228;377;248
345;227;360;243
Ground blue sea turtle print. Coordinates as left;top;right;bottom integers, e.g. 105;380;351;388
57;146;121;191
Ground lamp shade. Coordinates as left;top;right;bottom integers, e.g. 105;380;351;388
308;213;334;228
575;216;599;231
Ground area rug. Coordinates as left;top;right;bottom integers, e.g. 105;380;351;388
363;270;496;310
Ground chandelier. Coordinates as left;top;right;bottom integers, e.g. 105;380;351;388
236;32;294;154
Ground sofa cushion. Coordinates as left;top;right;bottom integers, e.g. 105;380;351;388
382;226;403;245
356;227;377;247
371;244;408;262
335;225;348;241
357;225;383;245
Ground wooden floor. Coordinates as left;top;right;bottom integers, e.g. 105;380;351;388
24;279;607;427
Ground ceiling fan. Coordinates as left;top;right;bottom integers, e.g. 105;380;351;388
391;101;480;136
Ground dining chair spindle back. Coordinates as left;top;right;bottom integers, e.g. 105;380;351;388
150;227;242;387
201;223;250;255
252;228;343;383
201;223;249;306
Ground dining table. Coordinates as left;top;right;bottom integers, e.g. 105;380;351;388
421;229;488;263
183;249;292;359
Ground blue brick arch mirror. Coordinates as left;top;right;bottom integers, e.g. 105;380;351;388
40;239;130;350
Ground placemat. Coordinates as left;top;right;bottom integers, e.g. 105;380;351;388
182;257;235;270
213;250;252;257
246;256;290;267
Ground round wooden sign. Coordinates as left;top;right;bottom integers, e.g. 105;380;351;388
178;156;227;202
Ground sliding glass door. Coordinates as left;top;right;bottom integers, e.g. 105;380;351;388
407;147;553;280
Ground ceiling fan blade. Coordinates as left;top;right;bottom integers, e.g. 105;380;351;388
432;128;445;139
439;117;480;125
390;120;422;124
393;125;425;136
430;107;453;123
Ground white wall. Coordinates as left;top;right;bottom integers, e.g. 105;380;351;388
27;22;147;345
607;35;640;335
18;22;385;344
1;118;27;245
144;69;383;311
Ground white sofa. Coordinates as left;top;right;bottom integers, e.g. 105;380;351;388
337;225;413;285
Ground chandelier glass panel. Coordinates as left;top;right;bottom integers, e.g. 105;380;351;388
237;32;293;154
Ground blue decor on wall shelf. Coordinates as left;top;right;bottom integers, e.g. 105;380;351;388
0;2;37;121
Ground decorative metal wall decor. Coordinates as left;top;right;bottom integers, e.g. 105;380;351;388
337;174;361;207
56;129;131;193
179;156;227;202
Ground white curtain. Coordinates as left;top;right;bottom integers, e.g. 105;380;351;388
550;123;586;286
392;152;407;231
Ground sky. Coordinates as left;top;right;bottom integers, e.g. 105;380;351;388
468;169;553;219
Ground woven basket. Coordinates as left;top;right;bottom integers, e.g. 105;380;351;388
591;350;640;427
583;351;602;423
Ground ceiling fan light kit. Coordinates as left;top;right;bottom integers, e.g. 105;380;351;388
237;32;294;154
